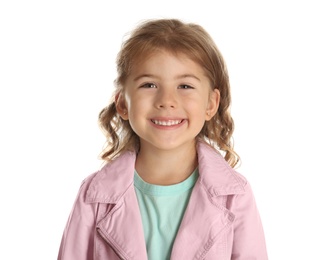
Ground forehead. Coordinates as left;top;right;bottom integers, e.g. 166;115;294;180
131;49;206;75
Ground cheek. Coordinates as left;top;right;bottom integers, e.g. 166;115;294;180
185;96;208;110
124;92;139;111
127;96;149;114
121;92;130;111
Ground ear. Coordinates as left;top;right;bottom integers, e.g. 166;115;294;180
205;88;220;121
115;92;129;120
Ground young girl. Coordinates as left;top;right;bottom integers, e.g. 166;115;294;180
58;19;268;260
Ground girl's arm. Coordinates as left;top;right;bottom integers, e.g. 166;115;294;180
57;179;97;260
231;182;268;260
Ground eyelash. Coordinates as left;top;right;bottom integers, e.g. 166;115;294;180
140;83;194;89
141;83;157;88
178;84;193;89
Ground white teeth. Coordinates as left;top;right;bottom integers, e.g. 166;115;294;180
152;120;182;126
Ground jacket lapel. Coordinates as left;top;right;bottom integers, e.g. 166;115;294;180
85;142;246;259
171;141;245;259
85;152;147;259
96;186;147;259
171;181;235;259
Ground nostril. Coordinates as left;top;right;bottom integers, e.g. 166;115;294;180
157;103;176;109
155;93;178;109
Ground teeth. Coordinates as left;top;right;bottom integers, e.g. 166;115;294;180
152;120;182;126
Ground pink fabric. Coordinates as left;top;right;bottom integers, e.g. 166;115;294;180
58;141;268;259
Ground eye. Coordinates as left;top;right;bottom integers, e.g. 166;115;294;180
141;83;157;88
178;84;193;89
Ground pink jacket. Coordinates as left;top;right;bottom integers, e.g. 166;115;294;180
58;142;268;259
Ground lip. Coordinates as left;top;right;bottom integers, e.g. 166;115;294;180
149;117;186;129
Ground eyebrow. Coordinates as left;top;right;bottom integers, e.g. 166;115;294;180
133;74;201;82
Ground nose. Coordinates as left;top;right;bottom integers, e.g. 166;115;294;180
155;88;178;109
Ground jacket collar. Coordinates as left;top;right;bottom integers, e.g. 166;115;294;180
86;141;246;259
196;141;246;196
85;141;245;204
85;150;136;204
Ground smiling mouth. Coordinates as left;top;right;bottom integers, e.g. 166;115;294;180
151;119;183;126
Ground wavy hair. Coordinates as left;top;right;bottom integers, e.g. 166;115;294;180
98;19;240;167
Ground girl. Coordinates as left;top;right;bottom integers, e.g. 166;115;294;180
58;19;268;260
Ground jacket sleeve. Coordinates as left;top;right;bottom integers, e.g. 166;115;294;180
231;181;268;260
58;177;97;260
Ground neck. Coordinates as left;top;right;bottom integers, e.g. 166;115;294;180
135;142;198;185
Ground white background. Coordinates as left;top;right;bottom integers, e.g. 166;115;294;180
1;0;335;259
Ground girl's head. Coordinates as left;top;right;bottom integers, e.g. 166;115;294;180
99;19;239;167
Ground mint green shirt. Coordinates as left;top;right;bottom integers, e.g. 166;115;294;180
134;169;198;260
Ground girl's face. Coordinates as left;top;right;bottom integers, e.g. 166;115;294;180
117;50;219;154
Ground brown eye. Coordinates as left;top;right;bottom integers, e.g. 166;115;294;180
141;83;157;88
178;85;193;89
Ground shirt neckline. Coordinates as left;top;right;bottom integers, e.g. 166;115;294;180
134;168;199;197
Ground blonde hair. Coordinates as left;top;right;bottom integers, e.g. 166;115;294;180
99;19;240;167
